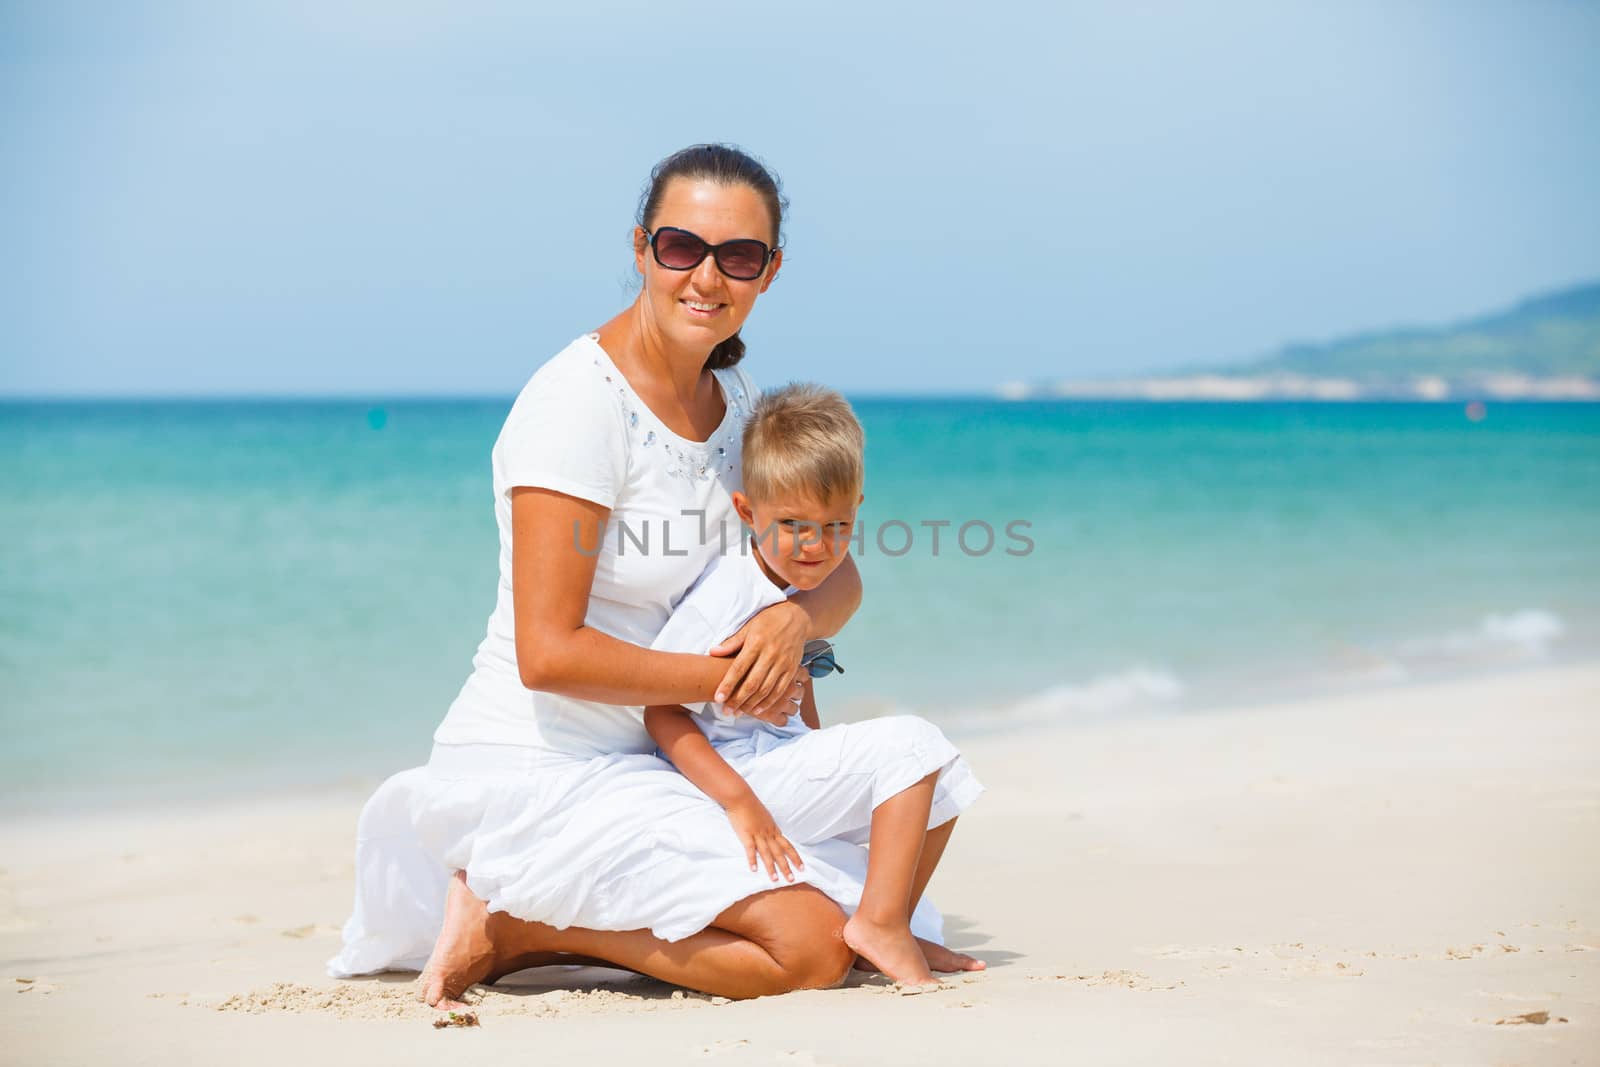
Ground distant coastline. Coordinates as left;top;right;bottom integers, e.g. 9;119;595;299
998;373;1600;402
1007;281;1600;401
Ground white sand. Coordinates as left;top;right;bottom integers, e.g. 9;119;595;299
3;664;1596;1065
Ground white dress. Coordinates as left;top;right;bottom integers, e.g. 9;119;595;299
328;337;943;978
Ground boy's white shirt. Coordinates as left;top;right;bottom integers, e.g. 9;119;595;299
649;548;811;747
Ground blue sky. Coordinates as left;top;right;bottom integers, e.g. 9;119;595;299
3;0;1597;396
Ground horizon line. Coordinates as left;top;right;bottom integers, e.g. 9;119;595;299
0;389;1008;403
4;392;1598;407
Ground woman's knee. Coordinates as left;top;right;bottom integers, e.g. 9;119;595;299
715;885;852;992
780;923;854;991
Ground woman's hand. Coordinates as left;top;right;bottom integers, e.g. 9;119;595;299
710;600;809;718
725;796;803;883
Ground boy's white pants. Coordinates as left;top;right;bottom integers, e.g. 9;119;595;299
716;715;984;846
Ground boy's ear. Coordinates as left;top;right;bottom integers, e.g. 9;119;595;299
731;491;755;526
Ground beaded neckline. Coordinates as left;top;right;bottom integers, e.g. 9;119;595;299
582;333;746;484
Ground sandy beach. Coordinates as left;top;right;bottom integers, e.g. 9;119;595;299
3;664;1596;1066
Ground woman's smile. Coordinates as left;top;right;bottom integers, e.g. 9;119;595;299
681;298;726;318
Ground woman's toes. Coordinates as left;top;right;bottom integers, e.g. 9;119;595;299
419;971;472;1011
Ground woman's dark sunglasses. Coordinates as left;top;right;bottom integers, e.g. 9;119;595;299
800;639;844;679
643;226;774;281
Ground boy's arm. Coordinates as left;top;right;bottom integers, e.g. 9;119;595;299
799;677;820;731
644;705;761;811
643;705;804;882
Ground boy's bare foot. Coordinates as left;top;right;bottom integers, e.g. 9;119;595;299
419;871;498;1010
842;913;938;989
918;938;986;973
852;936;985;975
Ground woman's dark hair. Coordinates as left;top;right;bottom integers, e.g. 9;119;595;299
637;144;787;370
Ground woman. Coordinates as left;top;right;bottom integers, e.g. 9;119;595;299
334;145;868;1008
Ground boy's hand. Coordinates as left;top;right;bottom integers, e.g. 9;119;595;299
726;797;804;884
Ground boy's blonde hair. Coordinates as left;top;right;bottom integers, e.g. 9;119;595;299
741;382;865;504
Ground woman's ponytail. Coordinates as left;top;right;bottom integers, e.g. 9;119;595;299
706;331;746;370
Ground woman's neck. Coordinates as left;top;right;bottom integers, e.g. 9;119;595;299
593;301;727;443
599;302;713;408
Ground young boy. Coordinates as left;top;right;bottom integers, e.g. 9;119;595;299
645;383;983;989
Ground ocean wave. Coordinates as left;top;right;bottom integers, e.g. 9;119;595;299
1315;608;1571;690
1022;668;1184;713
851;610;1573;736
978;668;1185;730
1396;609;1567;665
978;611;1570;729
1480;610;1567;655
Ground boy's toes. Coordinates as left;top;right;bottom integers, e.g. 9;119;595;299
917;937;986;973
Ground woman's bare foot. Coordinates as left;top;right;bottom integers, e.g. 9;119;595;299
419;871;498;1010
842;913;938;989
918;938;986;973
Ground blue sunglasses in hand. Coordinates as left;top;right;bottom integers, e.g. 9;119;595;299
800;639;844;679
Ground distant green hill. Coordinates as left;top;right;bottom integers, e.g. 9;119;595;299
1226;281;1600;381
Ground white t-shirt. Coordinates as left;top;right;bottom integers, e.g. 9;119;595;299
432;334;758;757
649;550;809;748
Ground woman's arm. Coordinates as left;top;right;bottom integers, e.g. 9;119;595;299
708;553;863;712
511;487;744;707
789;552;864;639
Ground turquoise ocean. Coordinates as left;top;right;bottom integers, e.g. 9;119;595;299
4;398;1598;813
